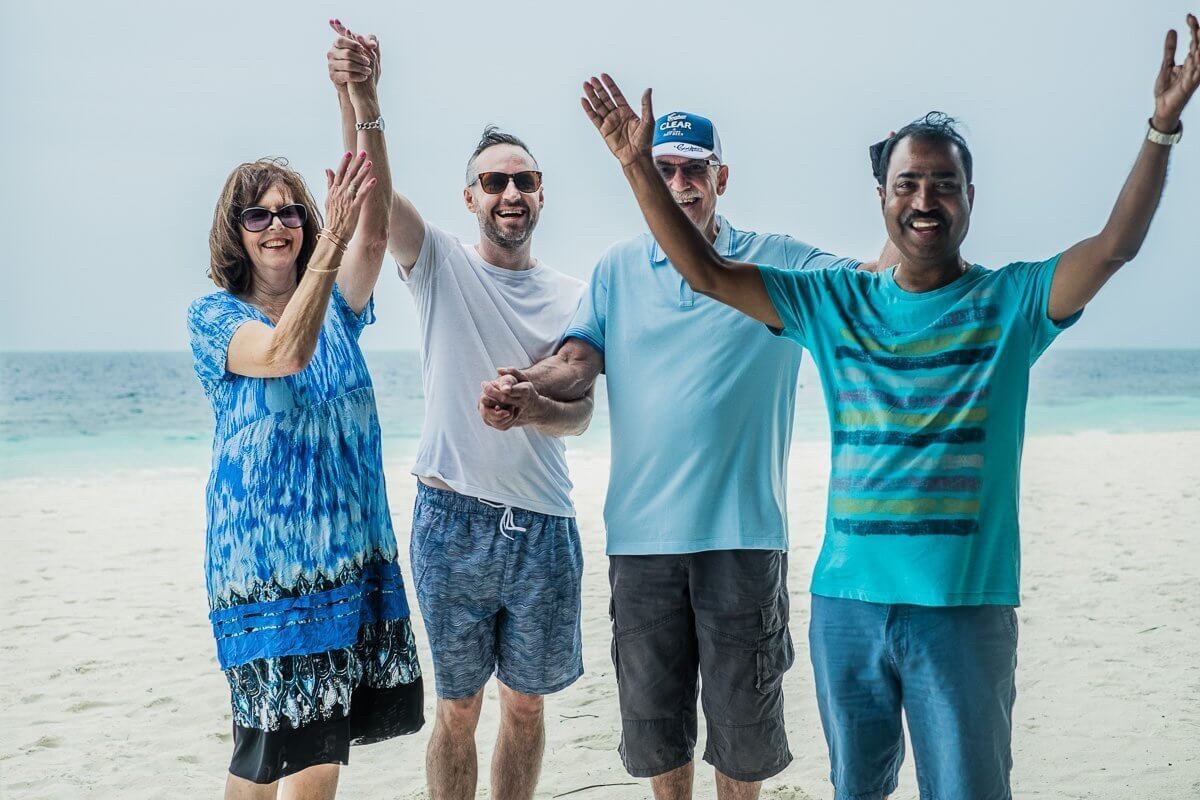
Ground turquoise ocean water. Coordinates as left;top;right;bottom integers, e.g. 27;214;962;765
2;349;1199;479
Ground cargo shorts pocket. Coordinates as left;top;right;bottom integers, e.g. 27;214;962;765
609;595;621;682
756;597;794;694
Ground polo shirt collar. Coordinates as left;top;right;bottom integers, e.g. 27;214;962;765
650;215;734;266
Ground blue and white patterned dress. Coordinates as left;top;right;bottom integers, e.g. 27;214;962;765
187;285;421;733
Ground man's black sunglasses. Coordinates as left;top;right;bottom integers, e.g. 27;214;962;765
471;171;543;194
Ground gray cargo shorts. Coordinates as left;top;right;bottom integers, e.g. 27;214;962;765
608;550;794;782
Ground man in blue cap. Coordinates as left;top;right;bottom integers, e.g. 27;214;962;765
479;108;895;798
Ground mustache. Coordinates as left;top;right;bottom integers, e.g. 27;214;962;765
902;209;948;226
493;202;530;215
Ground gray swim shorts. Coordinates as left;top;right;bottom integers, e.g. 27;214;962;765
608;550;794;782
411;482;583;699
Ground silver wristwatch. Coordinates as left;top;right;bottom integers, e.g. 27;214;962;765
1147;118;1183;146
355;116;385;132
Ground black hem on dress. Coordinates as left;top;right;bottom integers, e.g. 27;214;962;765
229;677;424;784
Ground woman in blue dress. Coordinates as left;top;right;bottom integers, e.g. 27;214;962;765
187;32;421;798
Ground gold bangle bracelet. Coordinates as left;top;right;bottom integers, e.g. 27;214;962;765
319;228;350;250
317;231;348;253
318;231;346;250
306;266;339;274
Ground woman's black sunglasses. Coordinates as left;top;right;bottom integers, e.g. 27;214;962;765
472;171;543;195
239;204;308;233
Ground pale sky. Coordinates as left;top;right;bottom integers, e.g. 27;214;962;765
3;0;1197;351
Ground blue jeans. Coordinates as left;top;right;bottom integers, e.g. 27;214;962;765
809;595;1018;800
410;482;584;699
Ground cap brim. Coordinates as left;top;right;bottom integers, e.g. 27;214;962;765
652;141;717;161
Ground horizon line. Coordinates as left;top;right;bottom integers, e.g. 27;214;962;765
3;346;1200;356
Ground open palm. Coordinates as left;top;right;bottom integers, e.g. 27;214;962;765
1155;14;1200;128
581;74;655;167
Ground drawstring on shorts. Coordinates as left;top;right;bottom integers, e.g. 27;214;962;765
479;499;527;540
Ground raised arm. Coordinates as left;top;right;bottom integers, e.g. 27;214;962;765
227;153;374;377
319;21;392;313
327;20;425;275
478;338;605;436
580;75;782;328
1049;15;1199;321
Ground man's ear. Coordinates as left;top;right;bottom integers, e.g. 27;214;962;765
967;183;975;209
877;184;886;208
464;186;476;213
537;187;545;210
715;164;730;196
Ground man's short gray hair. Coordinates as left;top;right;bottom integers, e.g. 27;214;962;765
465;125;538;185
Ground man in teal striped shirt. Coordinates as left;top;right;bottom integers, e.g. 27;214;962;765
579;16;1197;796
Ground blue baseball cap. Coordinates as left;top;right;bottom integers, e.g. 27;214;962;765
652;111;723;162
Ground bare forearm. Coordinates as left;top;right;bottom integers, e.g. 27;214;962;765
337;89;357;154
1095;135;1173;264
332;85;392;312
519;345;602;401
621;155;780;325
622;155;728;293
266;241;342;370
348;89;390;247
525;394;594;436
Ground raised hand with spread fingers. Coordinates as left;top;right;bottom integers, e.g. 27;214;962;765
1153;13;1200;136
580;74;655;168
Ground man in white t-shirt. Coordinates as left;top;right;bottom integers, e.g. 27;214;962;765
330;39;590;800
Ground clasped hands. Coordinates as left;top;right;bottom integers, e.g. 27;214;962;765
326;18;380;97
478;369;546;432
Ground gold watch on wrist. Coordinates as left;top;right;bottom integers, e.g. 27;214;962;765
1147;117;1183;146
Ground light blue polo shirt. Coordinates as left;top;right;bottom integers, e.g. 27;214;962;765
564;216;859;555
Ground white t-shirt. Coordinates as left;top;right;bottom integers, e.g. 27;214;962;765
399;223;586;517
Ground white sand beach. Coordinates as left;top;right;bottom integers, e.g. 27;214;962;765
2;431;1198;799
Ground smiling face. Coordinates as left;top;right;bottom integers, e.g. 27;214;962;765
240;184;303;283
464;144;543;250
879;136;973;266
654;155;728;234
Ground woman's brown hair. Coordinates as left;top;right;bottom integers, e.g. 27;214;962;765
208;158;324;295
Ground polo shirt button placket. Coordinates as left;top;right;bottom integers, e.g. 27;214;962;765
678;279;696;309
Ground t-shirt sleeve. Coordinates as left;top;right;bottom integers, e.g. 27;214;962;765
397;221;455;289
186;293;256;391
773;236;861;273
1004;254;1082;363
331;283;376;340
789;237;861;272
561;257;609;355
757;265;824;347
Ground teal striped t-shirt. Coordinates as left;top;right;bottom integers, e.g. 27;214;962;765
760;258;1080;606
